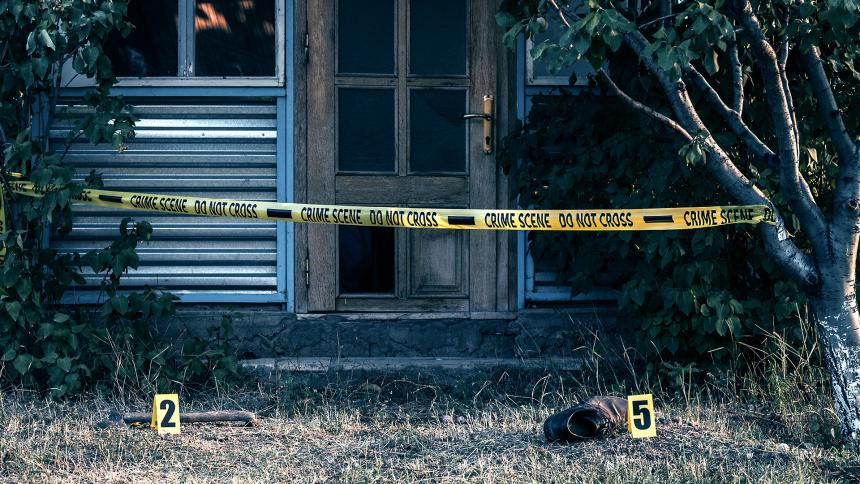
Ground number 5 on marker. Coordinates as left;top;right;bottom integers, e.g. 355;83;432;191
627;394;656;438
151;394;180;434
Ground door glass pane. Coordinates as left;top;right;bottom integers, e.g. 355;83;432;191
105;0;179;76
195;0;276;77
410;89;466;173
338;0;395;74
339;226;395;294
410;0;467;76
338;88;396;172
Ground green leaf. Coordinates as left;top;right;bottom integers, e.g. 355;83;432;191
5;301;22;321
82;45;99;70
715;318;728;336
495;12;517;29
703;50;719;75
19;62;34;87
110;296;129;315
32;56;51;79
39;29;56;51
1;348;16;362
573;32;592;56
728;299;744;314
530;40;552;61
604;29;622;52
726;316;741;334
13;354;33;375
54;312;70;323
37;323;54;340
57;357;72;373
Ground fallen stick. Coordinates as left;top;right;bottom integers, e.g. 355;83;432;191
107;410;258;427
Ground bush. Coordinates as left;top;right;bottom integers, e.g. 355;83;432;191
0;1;241;396
499;83;811;374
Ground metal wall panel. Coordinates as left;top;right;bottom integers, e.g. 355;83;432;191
50;98;280;301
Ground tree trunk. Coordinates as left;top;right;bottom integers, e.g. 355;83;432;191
810;277;860;445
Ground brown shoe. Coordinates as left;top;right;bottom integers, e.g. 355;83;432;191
543;396;628;442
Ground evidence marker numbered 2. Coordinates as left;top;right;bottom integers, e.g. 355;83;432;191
7;178;775;232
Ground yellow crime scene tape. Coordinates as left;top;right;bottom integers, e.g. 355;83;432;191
3;178;774;232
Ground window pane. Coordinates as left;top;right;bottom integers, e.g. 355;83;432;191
410;0;467;76
339;226;395;294
195;0;276;77
105;0;179;77
338;88;396;172
338;0;395;74
410;89;466;173
530;17;594;84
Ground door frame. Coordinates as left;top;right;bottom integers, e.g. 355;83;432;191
292;0;516;313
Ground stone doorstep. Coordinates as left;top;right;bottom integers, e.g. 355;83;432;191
240;356;586;373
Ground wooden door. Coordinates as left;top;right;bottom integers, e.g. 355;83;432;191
306;0;498;312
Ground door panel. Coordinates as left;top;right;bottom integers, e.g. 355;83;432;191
408;230;467;297
307;0;497;312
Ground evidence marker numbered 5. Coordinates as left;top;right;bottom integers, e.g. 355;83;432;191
7;179;775;232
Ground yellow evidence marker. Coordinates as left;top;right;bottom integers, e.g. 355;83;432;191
151;394;181;434
627;394;657;438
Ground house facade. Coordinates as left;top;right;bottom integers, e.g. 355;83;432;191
56;1;603;355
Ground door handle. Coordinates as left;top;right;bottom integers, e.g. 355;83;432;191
462;95;494;154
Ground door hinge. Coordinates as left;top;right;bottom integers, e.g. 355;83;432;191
304;256;310;287
303;32;309;64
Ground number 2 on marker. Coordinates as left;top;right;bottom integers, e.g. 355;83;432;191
151;394;180;434
627;394;656;438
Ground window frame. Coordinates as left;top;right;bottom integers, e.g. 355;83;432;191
62;0;286;88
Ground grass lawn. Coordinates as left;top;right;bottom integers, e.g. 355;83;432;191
0;368;858;483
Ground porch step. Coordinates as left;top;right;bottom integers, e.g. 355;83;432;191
241;356;586;374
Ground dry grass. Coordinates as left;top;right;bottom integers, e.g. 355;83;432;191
0;371;857;484
1;313;856;482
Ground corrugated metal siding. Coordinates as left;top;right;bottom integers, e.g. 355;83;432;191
49;98;280;300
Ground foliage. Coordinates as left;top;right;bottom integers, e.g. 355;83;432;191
0;1;239;395
500;85;809;370
496;0;860;388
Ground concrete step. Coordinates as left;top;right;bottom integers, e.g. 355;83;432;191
166;308;616;359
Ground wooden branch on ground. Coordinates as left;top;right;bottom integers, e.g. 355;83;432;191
120;410;259;427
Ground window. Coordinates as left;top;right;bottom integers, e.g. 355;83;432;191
526;16;594;86
87;0;283;84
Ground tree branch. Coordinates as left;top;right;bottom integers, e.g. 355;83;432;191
617;28;821;287
548;0;573;28
736;0;828;256
801;47;858;169
638;13;681;30
728;39;744;115
778;41;800;155
802;46;860;229
597;69;692;141
684;66;773;160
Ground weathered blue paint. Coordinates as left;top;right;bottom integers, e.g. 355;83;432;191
284;0;296;312
172;293;287;304
516;35;527;310
277;97;289;307
59;87;287;98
